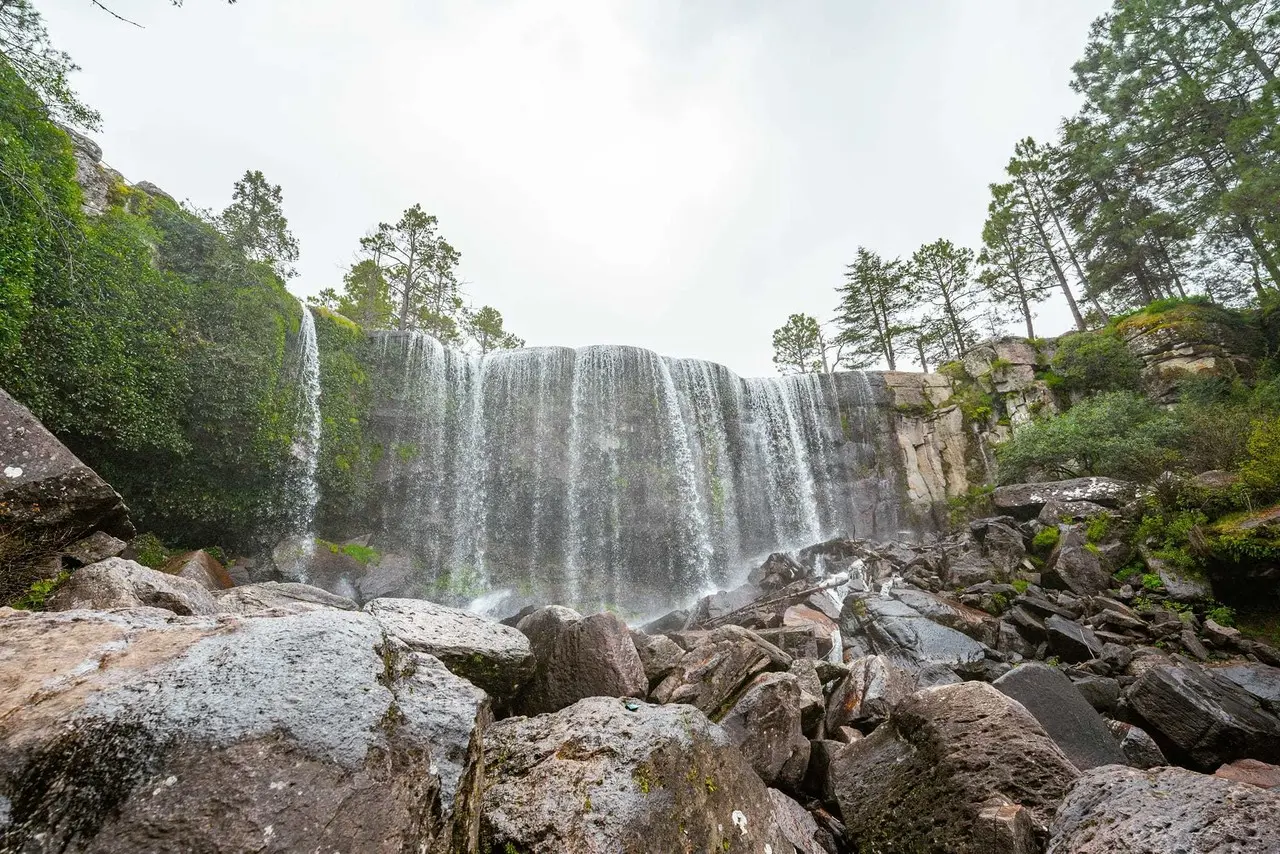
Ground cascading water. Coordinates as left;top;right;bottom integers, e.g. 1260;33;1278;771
365;332;903;614
290;300;323;538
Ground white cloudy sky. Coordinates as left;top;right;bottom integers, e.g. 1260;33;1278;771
43;0;1111;376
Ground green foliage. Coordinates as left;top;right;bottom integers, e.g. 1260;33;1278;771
945;484;994;526
217;169;299;279
322;540;380;565
1049;330;1143;394
0;2;100;129
1240;416;1280;495
1206;604;1236;627
464;305;524;355
834;247;911;370
1084;513;1111;543
1010;578;1030;594
129;533;170;570
996;391;1181;482
772;313;829;375
1031;526;1060;554
1114;562;1144;583
1140;573;1165;592
11;570;70;611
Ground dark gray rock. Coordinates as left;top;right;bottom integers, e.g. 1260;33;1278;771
994;662;1125;770
0;607;488;853
1046;614;1103;663
1214;662;1280;715
1127;664;1280;770
516;607;647;715
1071;675;1121;714
47;557;220;615
831;682;1079;852
766;788;827;854
978;518;1027;577
0;387;134;594
840;593;987;674
993;478;1136;520
1106;720;1168;769
367;597;536;702
1045;526;1113;596
354;552;413;601
479;697;794;853
631;631;684;688
1047;765;1280;853
718;672;810;789
60;531;126;567
825;654;915;732
213;581;359;614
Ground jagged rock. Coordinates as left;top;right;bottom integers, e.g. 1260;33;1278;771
1213;662;1280;714
650;624;792;717
1;387;134;599
516;607;646;715
1045;614;1103;663
47;557;219;615
1126;663;1280;770
1203;618;1242;648
631;631;684;688
1145;549;1214;603
133;180;176;205
993;663;1125;770
1037;499;1110;523
718;672;810;788
992;478;1136;520
213;581;359;614
641;609;688;634
160;550;234;591
478;697;794;853
367;597;536;702
831;682;1079;851
690;581;763;624
749;551;808;591
1106;720;1169;769
355;552;413;601
1047;765;1280;853
789;658;826;735
917;661;964;687
840;592;987;674
269;535;365;592
1215;758;1280;790
1045;526;1113;596
1070;675;1121;714
825;654;914;732
0;607;489;852
60;531;127;567
890;585;999;646
767;788;828;854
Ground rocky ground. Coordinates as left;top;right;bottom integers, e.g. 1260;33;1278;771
3;394;1280;852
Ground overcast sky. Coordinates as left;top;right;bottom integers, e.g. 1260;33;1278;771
44;0;1111;376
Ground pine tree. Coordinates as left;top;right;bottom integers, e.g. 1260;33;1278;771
217;170;300;279
834;247;910;369
771;313;830;375
978;183;1053;339
907;239;981;357
464;305;524;354
360;204;464;339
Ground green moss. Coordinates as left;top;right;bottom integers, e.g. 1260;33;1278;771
1141;573;1165;591
1011;578;1030;594
11;571;71;611
130;533;170;570
1031;526;1060;554
1085;514;1112;543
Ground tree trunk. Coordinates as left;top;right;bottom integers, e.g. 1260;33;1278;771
1209;0;1277;84
1018;177;1086;329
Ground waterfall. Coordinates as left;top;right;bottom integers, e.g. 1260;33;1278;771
364;334;900;614
291;300;323;538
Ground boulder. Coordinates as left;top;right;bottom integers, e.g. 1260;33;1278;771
1215;758;1280;790
213;581;359;614
1070;675;1121;713
47;557;220;616
825;654;915;732
631;631;684;688
478;697;794;853
840;593;987;674
992;478;1136;520
355;552;414;601
366;597;536;702
718;672;810;788
516;607;647;715
160;550;234;591
1106;720;1168;769
0;606;489;853
0;387;134;600
1214;662;1280;714
975;517;1027;577
1126;663;1280;770
1144;549;1214;603
1047;765;1280;853
767;788;829;854
832;682;1079;851
61;531;127;567
993;663;1126;770
1045;614;1103;663
1044;526;1113;596
650;624;792;717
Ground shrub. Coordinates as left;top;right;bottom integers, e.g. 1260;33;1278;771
1011;578;1030;594
996;391;1182;483
1240;415;1280;497
1206;604;1236;626
1031;526;1060;554
1141;573;1165;591
1050;330;1144;394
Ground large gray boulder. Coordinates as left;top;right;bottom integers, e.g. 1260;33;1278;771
366;597;535;702
1214;662;1280;715
1;388;133;599
825;653;915;732
1047;765;1280;853
479;697;794;853
47;557;220;616
840;592;987;674
0;606;489;853
213;581;359;614
831;682;1080;852
1126;664;1280;770
993;478;1136;520
516;607;647;715
1045;526;1113;596
994;663;1126;770
717;672;810;789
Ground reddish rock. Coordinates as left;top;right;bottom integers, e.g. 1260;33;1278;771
1215;758;1280;790
162;550;234;591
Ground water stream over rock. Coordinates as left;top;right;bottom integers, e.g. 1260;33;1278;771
290;301;323;539
363;332;905;613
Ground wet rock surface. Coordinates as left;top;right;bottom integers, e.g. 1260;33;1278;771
994;662;1126;770
47;557;220;616
515;606;647;715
